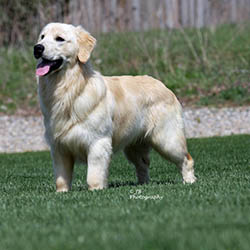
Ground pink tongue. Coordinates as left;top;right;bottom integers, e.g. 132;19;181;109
36;65;50;76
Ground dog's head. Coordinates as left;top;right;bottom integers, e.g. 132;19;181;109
34;23;96;77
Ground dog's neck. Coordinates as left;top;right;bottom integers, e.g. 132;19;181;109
38;60;106;141
39;61;92;110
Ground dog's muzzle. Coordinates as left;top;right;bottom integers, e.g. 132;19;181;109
34;44;45;59
34;44;63;76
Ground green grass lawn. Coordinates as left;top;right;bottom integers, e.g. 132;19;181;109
0;135;250;250
0;23;250;114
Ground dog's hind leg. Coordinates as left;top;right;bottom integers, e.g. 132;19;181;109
180;153;196;184
150;118;196;184
151;137;196;184
124;142;151;184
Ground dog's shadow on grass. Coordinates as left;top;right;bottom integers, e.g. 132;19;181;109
109;181;137;188
109;179;176;189
74;181;138;191
74;178;177;191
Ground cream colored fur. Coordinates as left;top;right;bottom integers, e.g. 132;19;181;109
35;23;196;192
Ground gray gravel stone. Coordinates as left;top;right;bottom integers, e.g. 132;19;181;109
0;106;249;153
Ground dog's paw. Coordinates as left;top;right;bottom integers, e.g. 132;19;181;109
183;174;197;184
88;185;107;191
56;187;69;192
56;177;71;192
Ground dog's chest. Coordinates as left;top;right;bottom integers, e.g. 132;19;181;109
46;109;112;160
60;124;90;162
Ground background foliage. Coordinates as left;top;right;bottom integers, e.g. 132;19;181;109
0;24;250;114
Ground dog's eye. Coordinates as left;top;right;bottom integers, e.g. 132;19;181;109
56;36;65;42
41;35;45;40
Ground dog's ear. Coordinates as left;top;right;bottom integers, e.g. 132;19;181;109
76;26;96;63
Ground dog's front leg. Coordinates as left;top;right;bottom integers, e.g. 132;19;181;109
51;148;74;192
87;138;112;190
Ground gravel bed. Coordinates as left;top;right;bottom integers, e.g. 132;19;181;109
0;106;249;153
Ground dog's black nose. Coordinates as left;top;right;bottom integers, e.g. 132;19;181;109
34;44;45;59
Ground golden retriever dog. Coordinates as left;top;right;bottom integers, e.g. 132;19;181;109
34;23;196;192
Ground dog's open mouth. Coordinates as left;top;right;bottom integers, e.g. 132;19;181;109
36;58;63;76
